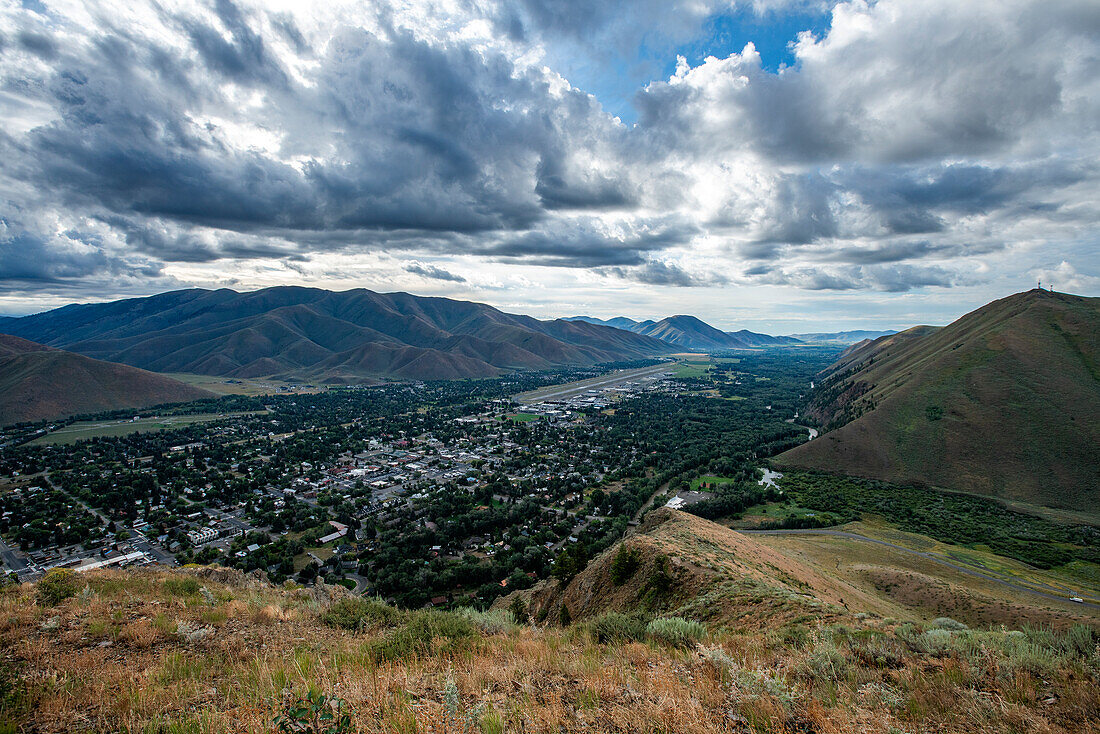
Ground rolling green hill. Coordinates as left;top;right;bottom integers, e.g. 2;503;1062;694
0;334;213;425
776;289;1100;513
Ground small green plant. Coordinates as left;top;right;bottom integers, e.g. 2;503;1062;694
645;617;706;648
320;597;402;631
35;569;77;607
274;689;352;734
609;545;641;585
163;577;200;596
368;610;479;662
478;706;504;734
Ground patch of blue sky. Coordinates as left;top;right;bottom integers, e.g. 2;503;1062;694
560;5;833;125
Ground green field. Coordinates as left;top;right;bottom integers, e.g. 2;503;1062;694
30;411;266;445
734;501;823;527
690;475;736;491
166;373;327;396
508;412;540;423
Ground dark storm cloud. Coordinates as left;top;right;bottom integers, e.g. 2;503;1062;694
606;260;728;287
756;263;960;292
0;0;1097;306
16;30;57;59
0;222;162;285
486;218;696;268
404;263;466;283
180;0;288;87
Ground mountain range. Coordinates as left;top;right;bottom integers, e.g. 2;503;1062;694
0;287;672;384
0;334;212;425
776;289;1100;513
785;329;898;345
566;314;802;350
568;315;897;349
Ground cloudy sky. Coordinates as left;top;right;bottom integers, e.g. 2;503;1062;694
0;0;1097;332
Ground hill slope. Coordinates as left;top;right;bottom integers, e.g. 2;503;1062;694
2;288;672;382
776;289;1100;512
8;564;1098;733
0;334;213;425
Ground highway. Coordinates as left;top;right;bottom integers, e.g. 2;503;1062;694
740;528;1100;611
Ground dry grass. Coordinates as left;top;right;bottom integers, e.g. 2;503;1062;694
1;568;1098;733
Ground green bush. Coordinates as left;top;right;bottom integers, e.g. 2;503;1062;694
456;607;516;634
163;577;201;596
36;569;77;607
320;597;402;631
799;640;849;682
369;610;478;662
274;689;352;734
646;617;706;648
591;612;647;644
849;638;905;669
913;629;955;656
929;617;968;631
609;546;641;586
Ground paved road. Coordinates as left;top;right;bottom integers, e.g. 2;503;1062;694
0;536;29;577
740;528;1100;611
515;364;670;404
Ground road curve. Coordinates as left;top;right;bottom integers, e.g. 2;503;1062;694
739;528;1100;612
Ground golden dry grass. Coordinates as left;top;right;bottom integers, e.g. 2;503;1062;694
1;567;1098;733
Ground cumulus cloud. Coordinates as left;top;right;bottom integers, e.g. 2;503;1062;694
0;0;1097;310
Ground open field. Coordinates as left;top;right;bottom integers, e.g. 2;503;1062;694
745;520;1100;616
513;363;671;404
732;501;823;527
507;412;540;423
28;411;267;445
165;373;330;396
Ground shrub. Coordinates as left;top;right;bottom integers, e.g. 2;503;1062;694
320;598;402;631
508;595;528;624
912;629;955;656
849;638;905;669
369;610;479;662
591;612;647;644
929;617;968;631
799;640;849;682
457;607;516;635
609;546;641;586
778;624;811;649
163;577;201;596
36;569;77;607
646;617;706;648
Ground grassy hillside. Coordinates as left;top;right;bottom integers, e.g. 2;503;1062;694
2;287;671;382
0;335;213;426
777;290;1100;512
4;544;1098;732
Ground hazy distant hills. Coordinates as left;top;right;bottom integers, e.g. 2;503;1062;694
777;290;1100;513
785;329;898;345
0;334;213;425
566;314;800;350
2;287;672;383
